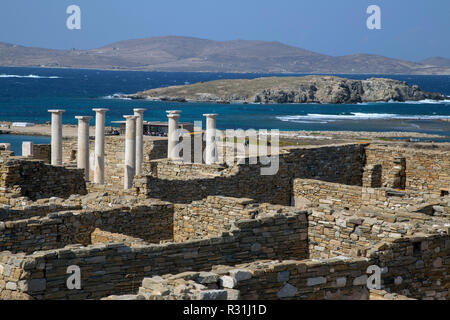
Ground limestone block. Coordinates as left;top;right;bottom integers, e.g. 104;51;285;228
229;269;252;281
220;276;237;289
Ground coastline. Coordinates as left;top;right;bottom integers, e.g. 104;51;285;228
2;65;450;76
1;121;448;140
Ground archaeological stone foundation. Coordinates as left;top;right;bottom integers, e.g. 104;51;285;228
0;111;449;300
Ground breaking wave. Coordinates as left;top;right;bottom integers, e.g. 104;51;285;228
102;93;132;100
358;99;450;105
0;74;61;79
277;112;450;123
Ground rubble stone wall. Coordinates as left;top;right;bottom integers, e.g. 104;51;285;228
136;258;371;300
0;203;82;222
363;144;450;194
0;204;174;254
0;209;308;299
293;179;387;210
32;144;51;163
371;235;450;300
135;144;367;205
292;178;445;211
173;196;259;242
0;158;87;204
307;206;450;300
90;228;149;246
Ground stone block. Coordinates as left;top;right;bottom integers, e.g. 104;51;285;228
277;283;298;298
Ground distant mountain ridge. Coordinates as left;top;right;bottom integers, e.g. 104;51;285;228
0;36;449;74
421;57;450;68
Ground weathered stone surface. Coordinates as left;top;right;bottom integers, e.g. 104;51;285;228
220;276;237;289
277;270;290;283
229;269;252;282
306;277;327;287
197;272;220;285
277;283;298;298
198;289;228;300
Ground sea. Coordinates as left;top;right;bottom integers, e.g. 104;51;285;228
0;66;449;155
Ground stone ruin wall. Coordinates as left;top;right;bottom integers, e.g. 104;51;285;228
173;196;259;242
31;144;51;163
0;158;87;205
372;235;449;300
135;258;371;300
90;228;150;246
307;205;450;300
0;203;82;222
0;206;308;299
294;179;388;211
0;203;174;254
363;144;450;195
0;141;448;300
134;144;367;205
292;178;448;213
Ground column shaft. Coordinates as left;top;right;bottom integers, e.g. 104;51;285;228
75;116;92;181
203;114;218;164
133;108;146;175
93;108;108;184
48;110;65;165
166;110;181;160
124;115;137;189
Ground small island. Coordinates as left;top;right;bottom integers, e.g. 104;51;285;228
129;75;445;104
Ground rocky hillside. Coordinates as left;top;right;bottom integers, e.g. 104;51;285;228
1;36;449;74
130;76;445;104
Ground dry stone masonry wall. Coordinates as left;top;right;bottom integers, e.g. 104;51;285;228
134;144;367;205
363;144;450;194
133;258;371;300
0;206;308;299
0;203;174;254
0;139;449;301
0;157;86;204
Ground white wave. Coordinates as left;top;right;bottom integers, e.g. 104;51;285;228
103;93;131;100
357;99;450;105
0;74;61;79
401;99;450;104
276;112;450;123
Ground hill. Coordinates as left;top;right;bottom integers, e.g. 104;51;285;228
0;36;449;74
421;57;450;68
130;75;446;104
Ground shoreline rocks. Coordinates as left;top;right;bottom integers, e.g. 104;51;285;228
128;76;446;104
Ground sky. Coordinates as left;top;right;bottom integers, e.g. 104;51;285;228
0;0;449;62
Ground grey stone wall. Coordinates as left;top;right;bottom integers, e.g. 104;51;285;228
0;208;308;299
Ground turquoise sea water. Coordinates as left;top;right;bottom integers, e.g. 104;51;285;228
0;67;449;154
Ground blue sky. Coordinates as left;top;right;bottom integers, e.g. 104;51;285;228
0;0;448;61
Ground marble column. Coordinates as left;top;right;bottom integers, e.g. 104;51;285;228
166;110;181;160
124;115;137;189
93;108;109;184
203;114;218;164
75;116;92;181
133;108;146;175
48;109;65;165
